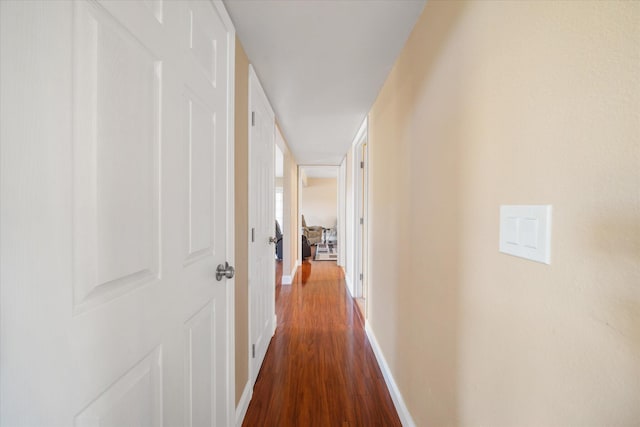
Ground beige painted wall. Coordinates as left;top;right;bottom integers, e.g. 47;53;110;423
276;124;299;276
301;178;338;229
367;1;640;426
286;148;298;269
234;37;249;406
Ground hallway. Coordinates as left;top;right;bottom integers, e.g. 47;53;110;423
242;253;401;426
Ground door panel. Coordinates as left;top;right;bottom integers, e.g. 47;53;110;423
184;88;216;264
0;1;235;425
75;348;163;427
184;301;216;427
73;0;162;313
248;66;276;385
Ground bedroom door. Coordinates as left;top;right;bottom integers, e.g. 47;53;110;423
248;65;276;387
0;1;236;425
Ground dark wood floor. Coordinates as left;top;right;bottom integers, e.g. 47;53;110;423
242;249;401;426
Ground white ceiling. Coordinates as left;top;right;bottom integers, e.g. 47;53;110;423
224;0;426;165
301;165;338;179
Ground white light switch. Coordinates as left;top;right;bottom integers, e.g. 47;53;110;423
499;205;551;264
520;218;539;249
504;217;520;245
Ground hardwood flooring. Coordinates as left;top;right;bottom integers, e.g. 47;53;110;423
242;251;401;426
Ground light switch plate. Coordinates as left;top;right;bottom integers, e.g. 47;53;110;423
499;205;552;264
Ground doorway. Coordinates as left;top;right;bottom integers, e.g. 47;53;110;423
298;166;340;264
248;65;276;388
275;144;284;286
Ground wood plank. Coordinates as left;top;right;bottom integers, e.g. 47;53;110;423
243;256;401;426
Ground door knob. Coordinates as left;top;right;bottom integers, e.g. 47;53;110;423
215;262;235;281
268;236;278;244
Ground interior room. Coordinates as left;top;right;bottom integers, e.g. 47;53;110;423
299;166;339;262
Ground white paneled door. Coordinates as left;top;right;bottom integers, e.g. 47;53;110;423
0;1;235;425
248;66;276;387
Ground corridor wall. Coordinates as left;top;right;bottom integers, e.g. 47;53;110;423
366;1;640;425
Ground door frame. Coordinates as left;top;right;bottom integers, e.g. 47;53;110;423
247;64;276;388
274;126;294;283
298;165;340;263
217;0;236;423
352;118;368;315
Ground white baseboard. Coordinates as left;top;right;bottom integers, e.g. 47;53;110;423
272;314;277;335
282;260;300;285
364;322;416;427
281;263;298;285
235;380;252;427
344;273;354;297
344;270;354;298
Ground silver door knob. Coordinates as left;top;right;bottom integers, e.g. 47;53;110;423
268;236;278;244
215;262;235;281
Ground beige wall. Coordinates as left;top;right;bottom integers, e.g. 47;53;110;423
276;124;299;275
287;150;298;268
234;37;249;406
367;1;640;426
301;178;338;228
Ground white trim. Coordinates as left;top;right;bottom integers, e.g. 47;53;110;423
273;314;278;335
281;263;297;285
353;118;368;304
364;322;416;427
282;260;299;285
235;380;252;427
352;117;368;150
344;272;354;297
211;1;236;424
298;167;303;265
274;126;294;278
282;260;300;285
248;66;275;117
344;270;353;298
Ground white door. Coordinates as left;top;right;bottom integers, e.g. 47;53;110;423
0;1;235;425
248;66;276;386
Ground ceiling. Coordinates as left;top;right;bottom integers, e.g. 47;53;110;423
301;165;338;179
224;0;426;165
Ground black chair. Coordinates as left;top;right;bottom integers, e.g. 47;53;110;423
301;235;311;259
275;220;283;260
